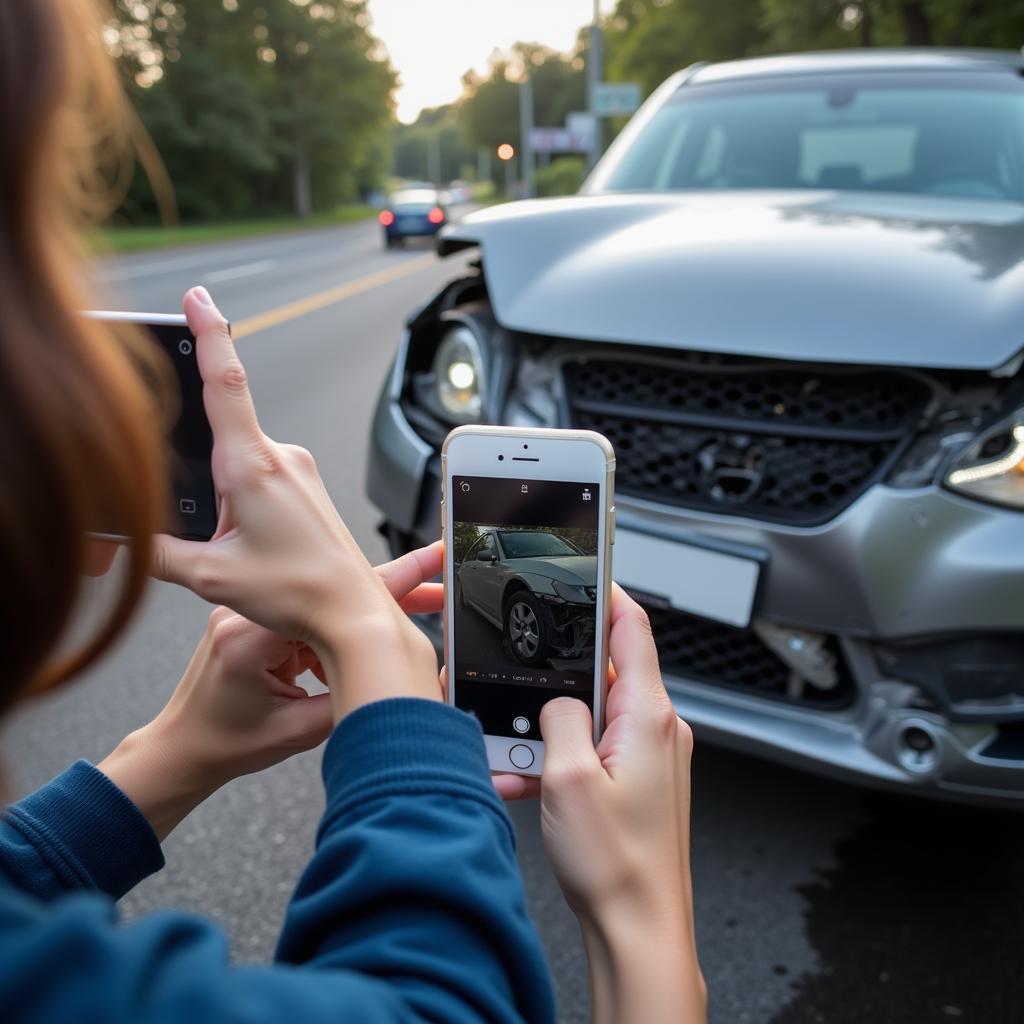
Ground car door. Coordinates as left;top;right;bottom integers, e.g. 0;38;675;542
476;533;507;624
459;533;494;614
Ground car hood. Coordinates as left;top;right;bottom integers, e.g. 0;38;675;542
504;555;596;586
440;191;1024;370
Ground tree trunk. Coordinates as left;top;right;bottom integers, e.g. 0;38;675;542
860;2;874;47
293;143;312;219
900;1;933;45
950;0;983;45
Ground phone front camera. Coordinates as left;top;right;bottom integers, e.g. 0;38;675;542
523;443;529;450
498;454;504;461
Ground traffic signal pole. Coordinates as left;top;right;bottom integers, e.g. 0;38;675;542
586;0;603;170
519;76;535;199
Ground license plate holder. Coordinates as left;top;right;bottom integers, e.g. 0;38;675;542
615;528;764;628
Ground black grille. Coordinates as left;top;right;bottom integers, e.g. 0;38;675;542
564;356;931;525
643;604;855;709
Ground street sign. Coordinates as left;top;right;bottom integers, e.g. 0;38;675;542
566;111;597;150
593;82;642;117
529;126;592;154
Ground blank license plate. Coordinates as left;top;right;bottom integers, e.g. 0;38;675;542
615;528;762;628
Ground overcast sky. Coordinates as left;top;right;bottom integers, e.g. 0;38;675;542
368;0;616;123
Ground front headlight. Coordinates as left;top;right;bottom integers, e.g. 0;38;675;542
433;325;484;423
945;414;1024;508
550;580;594;604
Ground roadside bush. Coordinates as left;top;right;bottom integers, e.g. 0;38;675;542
535;157;586;197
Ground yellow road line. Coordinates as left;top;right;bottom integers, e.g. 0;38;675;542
232;252;438;340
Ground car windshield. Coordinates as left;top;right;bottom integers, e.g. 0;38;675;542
597;72;1024;202
497;531;581;559
391;190;438;210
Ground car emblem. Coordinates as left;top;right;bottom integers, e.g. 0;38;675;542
697;435;766;504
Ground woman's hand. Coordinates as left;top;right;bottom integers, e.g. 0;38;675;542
500;586;706;1024
100;545;446;841
152;287;440;721
98;611;331;840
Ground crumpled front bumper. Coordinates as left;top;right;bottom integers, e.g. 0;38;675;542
367;355;1024;806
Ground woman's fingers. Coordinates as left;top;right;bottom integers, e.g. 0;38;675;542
184;287;264;452
493;773;542;801
376;541;443;601
398;582;444;615
83;539;120;577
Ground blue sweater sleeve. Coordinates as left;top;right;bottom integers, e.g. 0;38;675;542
0;700;556;1024
275;699;554;1022
0;759;164;900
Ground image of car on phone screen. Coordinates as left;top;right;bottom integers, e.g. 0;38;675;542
455;527;597;670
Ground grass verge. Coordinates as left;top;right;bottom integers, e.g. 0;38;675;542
96;205;378;254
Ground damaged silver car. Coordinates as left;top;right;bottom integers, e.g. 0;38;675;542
456;529;597;666
367;49;1024;805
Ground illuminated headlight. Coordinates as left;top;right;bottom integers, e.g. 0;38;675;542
945;416;1024;508
433;325;484;422
551;580;595;604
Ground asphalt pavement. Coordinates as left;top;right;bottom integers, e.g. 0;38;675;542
3;213;1023;1023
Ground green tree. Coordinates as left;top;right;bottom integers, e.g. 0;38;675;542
761;0;1024;49
393;105;476;185
457;42;587;187
606;0;1024;103
607;0;767;96
111;0;396;222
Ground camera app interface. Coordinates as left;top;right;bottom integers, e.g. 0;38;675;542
452;475;600;741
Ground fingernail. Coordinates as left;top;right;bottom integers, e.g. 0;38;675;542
193;286;214;306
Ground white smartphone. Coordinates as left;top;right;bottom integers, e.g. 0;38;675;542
441;426;616;776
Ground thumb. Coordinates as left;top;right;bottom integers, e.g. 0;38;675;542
540;697;601;777
152;532;208;592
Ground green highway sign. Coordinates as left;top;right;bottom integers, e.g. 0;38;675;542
593;82;642;117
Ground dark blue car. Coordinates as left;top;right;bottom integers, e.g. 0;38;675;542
380;188;447;248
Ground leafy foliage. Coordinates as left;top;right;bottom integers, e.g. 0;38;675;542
535;157;588;197
393;105;477;186
109;0;1024;222
110;0;395;221
454;1;1024;188
608;1;1024;97
456;42;588;188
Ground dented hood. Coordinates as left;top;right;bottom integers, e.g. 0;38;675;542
439;191;1024;370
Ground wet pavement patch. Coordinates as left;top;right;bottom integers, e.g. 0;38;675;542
772;792;1024;1024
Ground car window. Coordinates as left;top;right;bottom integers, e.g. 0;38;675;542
390;190;439;207
461;532;487;563
476;534;495;559
599;72;1024;202
497;531;580;559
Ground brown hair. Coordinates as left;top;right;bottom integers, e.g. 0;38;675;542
0;0;170;707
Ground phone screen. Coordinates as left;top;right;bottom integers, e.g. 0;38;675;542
146;321;218;541
450;475;601;742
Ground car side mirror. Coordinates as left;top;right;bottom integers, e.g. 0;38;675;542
477;551;496;562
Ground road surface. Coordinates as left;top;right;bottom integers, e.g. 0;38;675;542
3;215;1021;1024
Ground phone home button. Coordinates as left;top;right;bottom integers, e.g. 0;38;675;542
508;744;535;770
